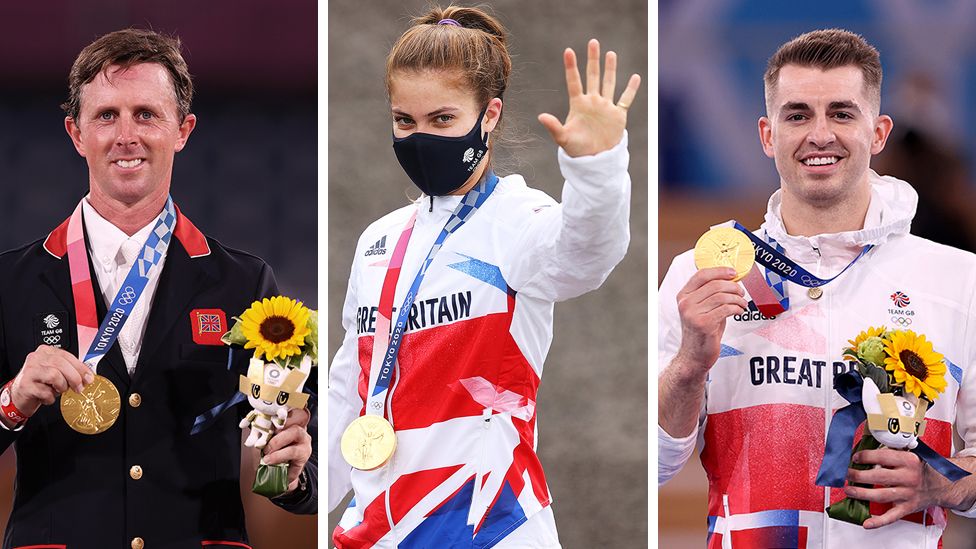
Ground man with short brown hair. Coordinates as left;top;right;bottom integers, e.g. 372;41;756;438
659;29;976;547
0;28;316;548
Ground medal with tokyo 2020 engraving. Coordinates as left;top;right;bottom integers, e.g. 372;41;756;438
694;227;755;281
60;375;121;435
341;415;397;470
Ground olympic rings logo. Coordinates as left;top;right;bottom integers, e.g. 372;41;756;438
117;286;137;305
43;335;61;345
891;316;913;326
369;402;383;410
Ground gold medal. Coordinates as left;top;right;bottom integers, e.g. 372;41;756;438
340;415;397;470
60;374;121;435
694;227;755;281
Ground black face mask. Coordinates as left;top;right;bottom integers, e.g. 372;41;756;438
392;108;489;197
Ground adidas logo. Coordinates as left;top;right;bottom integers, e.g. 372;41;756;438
365;236;387;257
733;301;776;322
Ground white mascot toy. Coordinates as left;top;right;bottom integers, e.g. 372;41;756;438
239;355;312;448
861;375;926;450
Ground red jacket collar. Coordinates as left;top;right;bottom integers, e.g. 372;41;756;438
43;204;210;259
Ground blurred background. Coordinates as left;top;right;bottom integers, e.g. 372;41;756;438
0;1;316;547
659;0;976;546
329;0;648;546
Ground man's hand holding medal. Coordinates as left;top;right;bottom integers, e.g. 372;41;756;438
1;345;93;428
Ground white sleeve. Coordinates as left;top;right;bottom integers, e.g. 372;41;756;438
658;424;700;485
504;132;631;302
328;252;363;513
951;270;976;517
657;251;706;485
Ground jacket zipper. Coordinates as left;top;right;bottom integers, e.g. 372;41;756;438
469;407;494;527
820;249;831;549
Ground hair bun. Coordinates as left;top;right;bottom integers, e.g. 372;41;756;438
416;5;508;46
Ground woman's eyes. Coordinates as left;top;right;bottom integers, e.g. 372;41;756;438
394;114;455;126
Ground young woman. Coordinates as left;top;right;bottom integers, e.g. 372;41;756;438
328;5;640;548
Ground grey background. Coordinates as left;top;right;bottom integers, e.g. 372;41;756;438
328;0;648;546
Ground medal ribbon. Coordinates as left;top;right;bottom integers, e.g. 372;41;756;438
364;173;499;418
816;370;970;487
731;221;872;315
66;197;176;371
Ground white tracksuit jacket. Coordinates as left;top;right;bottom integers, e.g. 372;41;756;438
329;134;630;548
659;172;976;548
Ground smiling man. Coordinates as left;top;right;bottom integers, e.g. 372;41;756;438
659;29;976;548
0;29;315;548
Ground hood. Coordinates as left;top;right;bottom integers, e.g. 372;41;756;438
760;170;916;263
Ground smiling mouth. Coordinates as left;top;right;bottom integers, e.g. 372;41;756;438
114;159;144;168
802;156;839;166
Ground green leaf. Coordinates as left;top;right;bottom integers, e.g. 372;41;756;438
252;462;289;498
221;316;247;346
304;310;318;366
857;361;891;393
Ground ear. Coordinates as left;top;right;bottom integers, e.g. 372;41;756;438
173;113;197;153
65;117;87;158
861;376;882;414
758;116;775;159
299;354;312;378
482;97;503;135
247;357;264;381
870;114;894;155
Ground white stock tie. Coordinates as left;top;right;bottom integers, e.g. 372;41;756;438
115;238;144;372
115;239;142;294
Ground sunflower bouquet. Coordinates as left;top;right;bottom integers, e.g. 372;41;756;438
824;326;947;525
222;295;318;367
222;296;317;497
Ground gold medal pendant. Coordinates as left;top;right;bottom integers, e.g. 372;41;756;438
60;374;121;435
340;415;397;470
694;227;755;282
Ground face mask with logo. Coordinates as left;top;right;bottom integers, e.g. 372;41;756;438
392;107;489;197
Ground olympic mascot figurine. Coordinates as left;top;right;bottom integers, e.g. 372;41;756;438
222;295;317;497
239;356;312;448
861;375;926;450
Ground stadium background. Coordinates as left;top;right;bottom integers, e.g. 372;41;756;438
328;0;648;546
0;1;316;547
660;0;976;546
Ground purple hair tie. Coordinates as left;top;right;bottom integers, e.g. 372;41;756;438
437;18;461;26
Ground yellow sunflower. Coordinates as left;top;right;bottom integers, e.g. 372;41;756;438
240;296;311;361
883;329;947;402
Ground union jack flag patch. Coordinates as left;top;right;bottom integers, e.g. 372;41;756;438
191;308;227;345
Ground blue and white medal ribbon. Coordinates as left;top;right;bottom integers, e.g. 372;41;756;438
84;197;176;367
366;173;499;414
63;195;175;435
730;221;872;313
341;174;499;469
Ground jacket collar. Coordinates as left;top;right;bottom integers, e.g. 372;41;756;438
42;204;210;259
39;203;218;387
760;171;916;263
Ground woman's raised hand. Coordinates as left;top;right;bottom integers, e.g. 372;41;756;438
538;39;641;158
